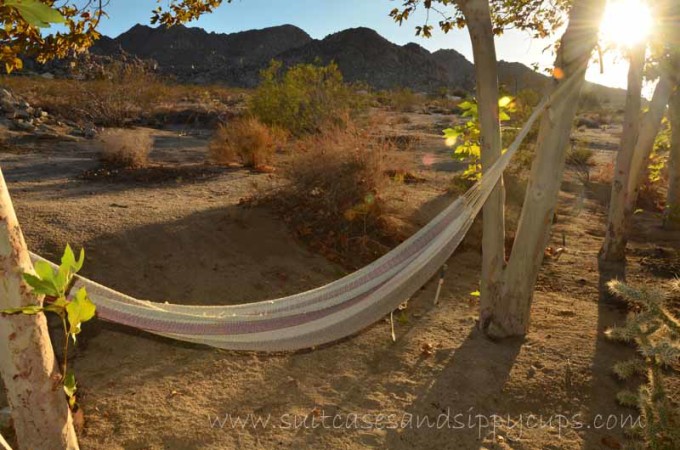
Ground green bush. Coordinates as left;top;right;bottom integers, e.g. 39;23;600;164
250;60;361;136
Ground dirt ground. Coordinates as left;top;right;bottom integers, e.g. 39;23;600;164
0;112;678;449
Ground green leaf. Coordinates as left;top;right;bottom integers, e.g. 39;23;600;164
498;96;514;108
442;128;461;139
5;0;66;28
22;273;59;297
1;305;44;315
499;111;511;122
66;288;96;336
61;244;76;270
33;260;54;282
63;370;77;408
75;248;85;272
60;244;84;272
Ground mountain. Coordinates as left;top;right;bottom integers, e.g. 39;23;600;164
432;49;475;91
274;28;465;91
80;24;625;105
92;24;313;85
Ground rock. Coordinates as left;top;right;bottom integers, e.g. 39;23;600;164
0;89;13;101
0;98;15;113
12;120;36;132
13;109;31;121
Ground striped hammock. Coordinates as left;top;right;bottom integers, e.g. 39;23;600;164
29;90;555;352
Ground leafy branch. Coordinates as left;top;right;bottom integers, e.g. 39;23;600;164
443;96;515;180
1;245;96;409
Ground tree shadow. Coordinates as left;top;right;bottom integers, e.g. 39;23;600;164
385;329;524;449
580;286;638;450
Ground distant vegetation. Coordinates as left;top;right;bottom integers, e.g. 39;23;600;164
250;60;366;136
0;73;240;128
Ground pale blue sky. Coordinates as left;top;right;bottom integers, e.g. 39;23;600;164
92;0;628;89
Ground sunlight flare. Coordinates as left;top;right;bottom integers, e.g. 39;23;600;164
599;0;653;48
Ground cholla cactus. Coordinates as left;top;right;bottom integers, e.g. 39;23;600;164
606;280;680;450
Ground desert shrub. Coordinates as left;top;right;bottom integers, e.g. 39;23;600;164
99;128;153;168
250;60;362;136
578;91;603;111
591;161;615;184
209;117;287;168
1;75;240;127
606;280;680;450
278;124;399;264
386;88;423;113
639;119;671;211
566;146;595;166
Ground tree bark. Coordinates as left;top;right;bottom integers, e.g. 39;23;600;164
0;169;79;449
599;44;646;262
486;0;606;337
622;72;676;232
664;88;680;228
458;0;505;333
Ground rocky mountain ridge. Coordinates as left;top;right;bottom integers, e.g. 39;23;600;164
32;23;624;105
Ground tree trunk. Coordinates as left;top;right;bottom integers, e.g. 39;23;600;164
486;0;606;337
664;88;680;228
599;44;646;262
623;72;676;232
459;0;505;333
0;169;79;449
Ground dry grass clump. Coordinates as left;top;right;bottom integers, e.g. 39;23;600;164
278;124;403;265
592;161;615;184
99;129;153;168
208;117;287;168
566;146;595;167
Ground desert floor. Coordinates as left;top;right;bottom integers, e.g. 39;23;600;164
1;111;678;449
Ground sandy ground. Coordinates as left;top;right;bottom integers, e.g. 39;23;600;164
0;114;678;449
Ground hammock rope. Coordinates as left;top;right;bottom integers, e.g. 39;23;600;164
29;71;580;352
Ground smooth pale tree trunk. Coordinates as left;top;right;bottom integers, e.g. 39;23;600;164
0;434;11;450
666;89;680;228
599;44;646;262
0;169;79;449
623;72;676;232
483;0;606;337
458;0;505;333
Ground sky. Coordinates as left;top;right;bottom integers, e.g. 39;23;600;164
92;0;631;91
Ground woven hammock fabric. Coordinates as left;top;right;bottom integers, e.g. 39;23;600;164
29;88;555;352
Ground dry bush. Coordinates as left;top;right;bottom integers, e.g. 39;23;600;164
209;117;287;168
378;88;425;113
99;129;153;168
278;124;402;265
638;177;667;212
566;146;595;167
1;76;240;127
591;161;615;184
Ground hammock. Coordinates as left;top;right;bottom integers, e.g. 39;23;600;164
29;86;558;352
